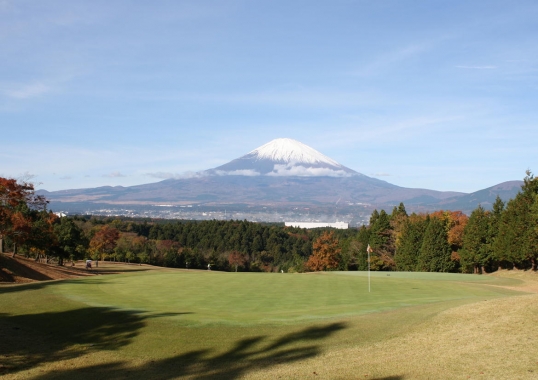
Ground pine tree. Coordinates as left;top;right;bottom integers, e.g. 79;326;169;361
354;225;371;270
417;216;453;272
460;205;490;274
493;171;538;270
368;209;394;270
390;202;408;252
395;214;428;271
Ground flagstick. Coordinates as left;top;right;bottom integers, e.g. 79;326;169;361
367;244;371;293
366;244;372;293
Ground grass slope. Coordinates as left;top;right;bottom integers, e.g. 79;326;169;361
0;264;536;379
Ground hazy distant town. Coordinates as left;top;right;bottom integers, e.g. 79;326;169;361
50;202;373;227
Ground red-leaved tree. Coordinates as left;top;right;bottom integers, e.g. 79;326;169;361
306;231;341;271
0;177;48;254
228;250;247;272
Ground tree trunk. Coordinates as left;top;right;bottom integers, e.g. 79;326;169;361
0;237;3;254
531;258;536;272
12;243;16;257
481;265;487;275
513;263;517;270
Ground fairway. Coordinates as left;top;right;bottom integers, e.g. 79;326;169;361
1;264;537;379
45;269;521;325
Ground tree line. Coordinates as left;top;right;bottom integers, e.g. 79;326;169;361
353;170;538;273
1;171;537;273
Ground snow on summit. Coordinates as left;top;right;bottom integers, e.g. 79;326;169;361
249;138;341;166
212;138;358;177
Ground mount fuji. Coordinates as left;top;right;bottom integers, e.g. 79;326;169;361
210;138;357;177
39;138;523;217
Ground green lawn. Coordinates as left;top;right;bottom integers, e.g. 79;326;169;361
0;265;533;379
44;269;521;325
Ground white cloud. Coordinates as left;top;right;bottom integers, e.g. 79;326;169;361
103;171;126;178
351;43;431;77
146;88;380;109
372;172;391;177
267;164;352;178
456;65;497;69
215;169;260;177
145;171;209;179
145;172;179;179
4;82;50;99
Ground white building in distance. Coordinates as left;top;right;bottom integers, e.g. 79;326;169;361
285;221;349;229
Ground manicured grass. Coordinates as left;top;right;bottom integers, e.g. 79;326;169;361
42;268;523;325
0;264;535;379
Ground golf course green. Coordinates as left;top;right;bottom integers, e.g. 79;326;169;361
47;269;521;324
1;264;536;379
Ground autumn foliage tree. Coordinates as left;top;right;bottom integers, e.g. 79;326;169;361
306;231;341;271
0;177;48;254
228;250;247;272
430;210;468;268
89;225;120;262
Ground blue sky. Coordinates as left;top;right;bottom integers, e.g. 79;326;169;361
1;0;537;193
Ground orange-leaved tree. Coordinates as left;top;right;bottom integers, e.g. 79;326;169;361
89;225;120;262
0;177;48;255
430;210;468;266
306;231;341;271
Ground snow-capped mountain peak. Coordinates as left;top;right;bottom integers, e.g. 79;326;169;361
211;138;358;177
248;138;341;166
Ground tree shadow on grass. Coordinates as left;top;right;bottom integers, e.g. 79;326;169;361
0;277;124;294
0;307;188;376
0;255;55;282
23;322;348;380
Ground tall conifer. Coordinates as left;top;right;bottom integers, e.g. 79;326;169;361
494;171;538;270
417;216;453;272
460;205;490;273
395;214;428;271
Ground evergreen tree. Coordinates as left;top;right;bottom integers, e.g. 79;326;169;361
494;171;538;270
390;202;408;252
369;209;379;226
354;225;371;270
460;205;490;274
54;217;86;264
368;209;394;270
417;216;453;272
395;214;428;271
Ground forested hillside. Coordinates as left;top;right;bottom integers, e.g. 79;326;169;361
2;172;537;274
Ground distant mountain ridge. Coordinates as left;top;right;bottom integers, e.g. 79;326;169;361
39;138;524;215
